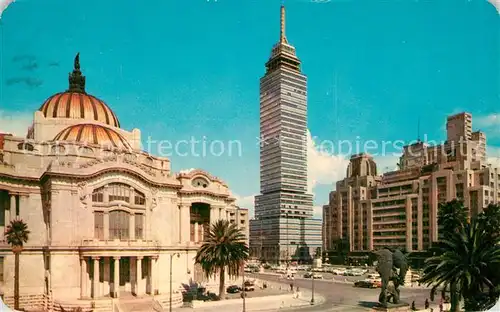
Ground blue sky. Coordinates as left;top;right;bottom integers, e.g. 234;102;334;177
0;0;499;218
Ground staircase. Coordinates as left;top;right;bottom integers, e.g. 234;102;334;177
118;297;155;312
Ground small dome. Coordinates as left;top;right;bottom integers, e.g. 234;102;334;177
38;53;120;128
53;124;131;150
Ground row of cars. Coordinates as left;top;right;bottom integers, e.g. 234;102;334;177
226;280;256;294
312;266;369;276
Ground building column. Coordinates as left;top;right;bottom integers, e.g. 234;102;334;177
103;257;110;297
200;223;204;242
179;204;190;243
405;197;413;252
80;257;88;299
92;257;100;299
129;214;136;240
103;212;109;240
10;193;16;221
19;195;28;222
194;222;199;243
152;256;159;295
4;196;10;225
210;206;218;225
136;256;143;296
113;257;120;298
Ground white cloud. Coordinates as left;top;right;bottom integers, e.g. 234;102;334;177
234;193;256;217
0;110;32;137
474;113;500;137
178;168;196;174
487;0;500;14
0;0;15;19
313;205;323;219
307;130;350;193
236;130;402;220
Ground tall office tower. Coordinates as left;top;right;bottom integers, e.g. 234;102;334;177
249;6;322;264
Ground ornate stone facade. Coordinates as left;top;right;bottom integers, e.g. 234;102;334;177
0;55;249;309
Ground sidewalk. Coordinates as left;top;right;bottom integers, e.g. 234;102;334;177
175;289;325;312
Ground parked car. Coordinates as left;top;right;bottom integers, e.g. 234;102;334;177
227;285;241;293
332;268;346;275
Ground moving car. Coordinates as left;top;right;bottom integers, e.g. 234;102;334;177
354;279;377;288
244;280;255;291
304;272;323;279
227;285;241;293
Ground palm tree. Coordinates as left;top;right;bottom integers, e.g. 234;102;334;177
437;199;467;236
5;218;30;310
194;219;249;299
420;218;500;312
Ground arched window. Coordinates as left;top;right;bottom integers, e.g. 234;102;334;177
92;187;104;202
108;183;131;203
109;210;129;240
134;190;145;205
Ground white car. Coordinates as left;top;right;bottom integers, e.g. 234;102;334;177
332;268;346;275
312;273;323;279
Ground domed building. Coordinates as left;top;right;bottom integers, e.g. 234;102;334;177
0;54;248;310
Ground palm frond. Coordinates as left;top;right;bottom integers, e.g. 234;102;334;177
5;219;30;248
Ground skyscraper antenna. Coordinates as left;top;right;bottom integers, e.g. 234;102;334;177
280;3;287;43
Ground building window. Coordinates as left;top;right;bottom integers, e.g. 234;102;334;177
134;191;145;206
135;214;144;239
92;187;104;203
94;212;104;239
109;210;130;240
108;183;131;203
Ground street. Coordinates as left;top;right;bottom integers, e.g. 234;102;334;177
250;273;433;311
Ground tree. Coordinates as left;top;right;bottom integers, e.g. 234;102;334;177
334;237;350;264
477;203;500;240
420;217;500;312
437;199;468;236
5;218;30;310
194;220;249;299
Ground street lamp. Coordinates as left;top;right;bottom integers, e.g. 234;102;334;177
241;261;246;312
286;213;289;267
169;253;181;312
310;251;316;305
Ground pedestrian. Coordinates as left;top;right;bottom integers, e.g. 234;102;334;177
290;282;294;292
425;299;429;309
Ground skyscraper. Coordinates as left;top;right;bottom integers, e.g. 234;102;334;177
249;5;322;263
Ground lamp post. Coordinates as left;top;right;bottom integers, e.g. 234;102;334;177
285;212;289;267
169;253;181;312
310;251;316;305
241;261;246;312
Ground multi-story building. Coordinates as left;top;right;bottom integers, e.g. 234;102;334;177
323;112;496;253
0;54;248;310
249;6;322;263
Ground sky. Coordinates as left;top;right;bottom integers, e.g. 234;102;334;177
0;0;499;219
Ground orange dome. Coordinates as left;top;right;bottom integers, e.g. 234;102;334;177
53;124;131;150
39;53;120;128
39;92;120;127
